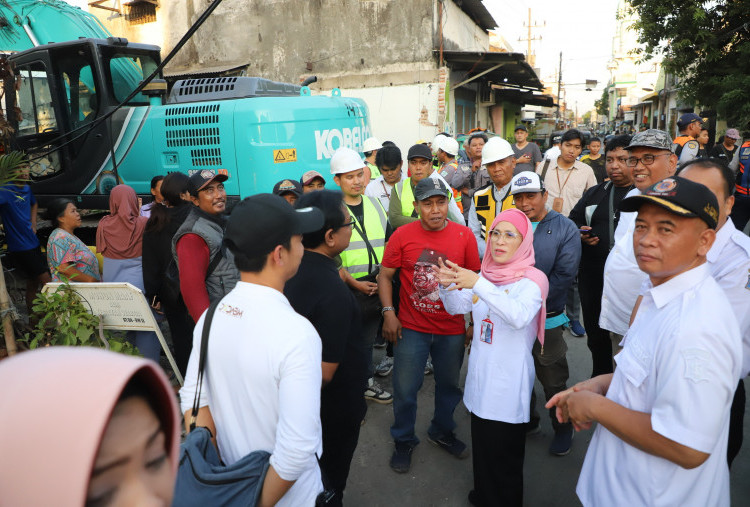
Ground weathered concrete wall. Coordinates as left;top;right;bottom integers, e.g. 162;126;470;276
437;0;489;53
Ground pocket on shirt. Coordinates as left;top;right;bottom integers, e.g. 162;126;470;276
615;349;649;389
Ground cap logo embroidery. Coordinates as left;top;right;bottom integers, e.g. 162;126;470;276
278;180;295;191
200;169;216;179
704;204;718;222
653;179;677;193
515;176;532;186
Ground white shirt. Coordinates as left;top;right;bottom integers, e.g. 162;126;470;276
179;282;323;507
365;175;396;212
440;277;542;423
707;218;750;377
466;182;512;258
577;264;741;507
599;187;643;335
544;145;561;160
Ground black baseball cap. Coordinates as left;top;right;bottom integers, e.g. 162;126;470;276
514;124;528;132
272;179;302;197
414;177;450;201
407;144;432;161
188;170;228;196
224;194;324;257
619;176;719;229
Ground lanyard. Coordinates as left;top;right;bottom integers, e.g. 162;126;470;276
380;181;390;198
555;165;574;194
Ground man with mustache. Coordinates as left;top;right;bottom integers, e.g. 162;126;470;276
599;130;677;345
173;170;240;322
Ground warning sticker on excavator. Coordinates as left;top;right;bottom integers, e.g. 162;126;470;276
273;149;297;163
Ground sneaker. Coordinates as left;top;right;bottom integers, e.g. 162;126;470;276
390;442;414;473
427;432;469;459
569;319;586;337
375;356;394;377
424;359;434;375
549;426;574;456
364;378;393;404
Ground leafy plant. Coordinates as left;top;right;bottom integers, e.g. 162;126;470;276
20;280;139;356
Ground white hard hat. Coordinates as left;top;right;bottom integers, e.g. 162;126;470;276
362;137;382;153
432;133;448;155
330;147;366;175
481;137;515;166
440;137;459;156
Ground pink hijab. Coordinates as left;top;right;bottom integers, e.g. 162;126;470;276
96;184;148;259
0;347;179;506
481;208;549;345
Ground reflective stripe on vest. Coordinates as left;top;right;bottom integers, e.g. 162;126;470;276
472;185;516;240
340;196;388;278
736;141;750;195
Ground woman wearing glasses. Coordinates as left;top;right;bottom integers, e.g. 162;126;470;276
438;208;548;507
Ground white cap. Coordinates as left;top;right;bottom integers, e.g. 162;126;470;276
439;137;459;156
510;171;545;195
330;147;365;175
481;137;515;166
431;134;448;155
362;137;381;153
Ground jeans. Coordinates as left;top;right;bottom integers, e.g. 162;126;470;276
391;327;465;446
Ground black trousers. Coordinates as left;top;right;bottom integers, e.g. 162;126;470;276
470;413;525;507
162;297;195;376
579;267;614;377
320;394;367;506
728;379;745;467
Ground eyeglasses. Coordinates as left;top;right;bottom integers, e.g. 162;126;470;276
489;230;521;242
626;153;671;167
336;220;355;229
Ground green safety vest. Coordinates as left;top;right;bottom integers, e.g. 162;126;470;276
394;177;417;217
340;196;388;278
367;161;381;179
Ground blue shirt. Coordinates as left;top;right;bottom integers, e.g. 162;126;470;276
0;184;38;251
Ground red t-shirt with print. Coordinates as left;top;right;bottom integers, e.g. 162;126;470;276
382;220;481;335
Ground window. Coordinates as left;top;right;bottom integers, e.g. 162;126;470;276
103;50;159;105
61;65;98;128
16;62;57;136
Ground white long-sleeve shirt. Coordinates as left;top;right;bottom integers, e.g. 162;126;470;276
180;282;323;506
440;276;542;423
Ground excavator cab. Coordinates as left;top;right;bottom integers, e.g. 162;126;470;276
9;37;162;206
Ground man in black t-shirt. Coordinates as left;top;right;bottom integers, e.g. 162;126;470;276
285;190;369;506
569;135;634;377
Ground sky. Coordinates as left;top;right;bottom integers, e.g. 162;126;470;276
484;0;620;115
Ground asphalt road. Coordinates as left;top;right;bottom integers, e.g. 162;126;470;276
346;330;750;507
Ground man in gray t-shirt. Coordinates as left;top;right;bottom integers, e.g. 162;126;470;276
512;124;542;174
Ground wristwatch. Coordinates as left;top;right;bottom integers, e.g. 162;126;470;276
381;306;395;315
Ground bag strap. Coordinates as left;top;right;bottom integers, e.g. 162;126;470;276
189;298;223;431
351;219;379;276
206;246;224;277
540;159;551;181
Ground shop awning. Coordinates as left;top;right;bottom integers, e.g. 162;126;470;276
457;0;498;31
436;50;544;91
494;89;555;108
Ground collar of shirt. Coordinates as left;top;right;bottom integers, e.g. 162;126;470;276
493;182;511;199
644;263;710;309
234;280;291;307
707;218;735;264
302;249;339;273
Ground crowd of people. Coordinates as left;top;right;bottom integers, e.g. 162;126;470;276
0;116;749;506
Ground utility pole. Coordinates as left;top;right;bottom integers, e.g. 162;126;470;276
556;51;562;128
518;8;544;68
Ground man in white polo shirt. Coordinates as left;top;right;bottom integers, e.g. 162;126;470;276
599;130;678;347
547;177;741;507
180;194;325;507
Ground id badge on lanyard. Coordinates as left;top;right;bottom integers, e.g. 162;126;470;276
479;318;493;344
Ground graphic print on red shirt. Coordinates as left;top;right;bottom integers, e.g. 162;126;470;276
382;220;480;335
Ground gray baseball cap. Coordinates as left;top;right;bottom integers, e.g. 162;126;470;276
625;129;673;151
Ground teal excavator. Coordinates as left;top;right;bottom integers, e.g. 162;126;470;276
0;0;371;207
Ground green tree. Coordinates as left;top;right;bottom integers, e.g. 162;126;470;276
595;87;609;119
582;111;592;125
628;0;750;130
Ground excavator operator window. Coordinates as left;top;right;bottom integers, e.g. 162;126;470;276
104;51;159;105
16;62;58;136
62;65;98;127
